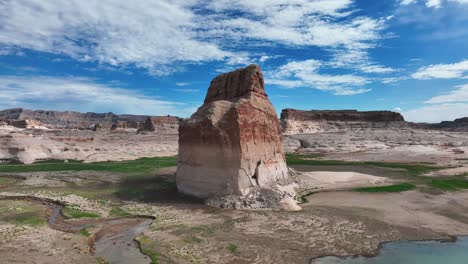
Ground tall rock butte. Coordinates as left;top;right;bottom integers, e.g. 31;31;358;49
177;65;298;210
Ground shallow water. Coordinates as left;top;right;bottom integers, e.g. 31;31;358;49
94;218;153;264
312;237;468;264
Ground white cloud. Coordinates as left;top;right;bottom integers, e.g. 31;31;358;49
425;84;468;103
403;83;468;122
361;65;396;73
403;103;468;122
173;89;200;93
426;0;442;8
0;0;390;76
381;76;408;84
267;60;371;95
393;107;403;112
401;0;418;4
401;0;468;8
175;82;190;87
412;60;468;79
0;75;193;116
0;0;231;76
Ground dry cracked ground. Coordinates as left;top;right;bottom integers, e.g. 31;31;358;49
1;127;468;263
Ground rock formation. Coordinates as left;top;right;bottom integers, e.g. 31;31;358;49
281;109;407;134
142;116;180;134
177;65;299;210
409;117;468;132
0;108;179;131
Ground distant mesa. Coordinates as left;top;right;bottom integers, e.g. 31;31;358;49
177;64;300;211
409;117;468;132
143;116;180;134
0;108;180;132
280;109;407;134
281;109;405;122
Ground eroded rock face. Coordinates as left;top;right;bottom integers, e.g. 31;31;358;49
177;65;297;210
142;116;180;134
281;109;407;134
0;108;179;130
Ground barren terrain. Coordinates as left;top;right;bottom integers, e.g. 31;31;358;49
1;126;468;263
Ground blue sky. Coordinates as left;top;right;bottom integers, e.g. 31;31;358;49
1;0;468;122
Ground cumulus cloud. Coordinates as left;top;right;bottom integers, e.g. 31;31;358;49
425;84;468;103
0;0;231;76
266;59;371;95
0;0;390;76
403;83;468;122
403;103;468;122
0;75;194;116
401;0;467;7
412;60;468;79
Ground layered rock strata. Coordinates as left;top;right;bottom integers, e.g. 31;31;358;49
0;108;179;131
142;116;180;134
281;109;407;134
176;65;299;210
410;117;468;132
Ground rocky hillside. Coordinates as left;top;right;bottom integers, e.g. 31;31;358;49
409;117;468;132
281;109;407;134
0;108;179;131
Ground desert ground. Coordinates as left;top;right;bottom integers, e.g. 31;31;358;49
1;126;468;263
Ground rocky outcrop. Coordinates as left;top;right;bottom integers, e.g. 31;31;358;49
410;117;468;132
142;116;180;134
177;65;299;210
0;108;179;131
110;121;141;131
10;119;45;129
281;109;407;134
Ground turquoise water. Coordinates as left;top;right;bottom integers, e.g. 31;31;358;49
312;237;468;264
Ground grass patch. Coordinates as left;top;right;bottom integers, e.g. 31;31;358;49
0;156;177;174
0;177;16;186
79;228;92;237
63;207;100;219
286;154;443;176
137;236;161;264
227;243;238;255
298;191;317;203
109;207;132;217
96;257;109;264
430;179;468;191
354;183;416;193
0;200;47;226
3;212;47;226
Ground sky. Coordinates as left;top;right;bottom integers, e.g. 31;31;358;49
1;0;468;122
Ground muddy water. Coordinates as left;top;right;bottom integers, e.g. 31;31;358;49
1;196;154;264
94;218;153;264
312;237;468;264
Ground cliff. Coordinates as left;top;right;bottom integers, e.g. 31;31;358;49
409;117;468;132
281;109;407;134
0;108;179;130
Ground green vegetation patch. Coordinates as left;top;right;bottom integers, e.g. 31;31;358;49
109;207;132;217
0;200;47;226
286;154;444;176
0;177;16;186
79;228;92;237
353;183;416;193
63;207;100;219
430;179;468;191
137;236;161;264
0;156;177;174
227;243;238;255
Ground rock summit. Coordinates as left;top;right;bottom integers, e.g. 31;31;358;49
176;65;299;210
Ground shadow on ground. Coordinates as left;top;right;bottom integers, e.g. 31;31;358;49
115;172;204;205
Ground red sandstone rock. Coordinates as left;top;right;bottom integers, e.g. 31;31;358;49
143;116;180;133
177;65;298;210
